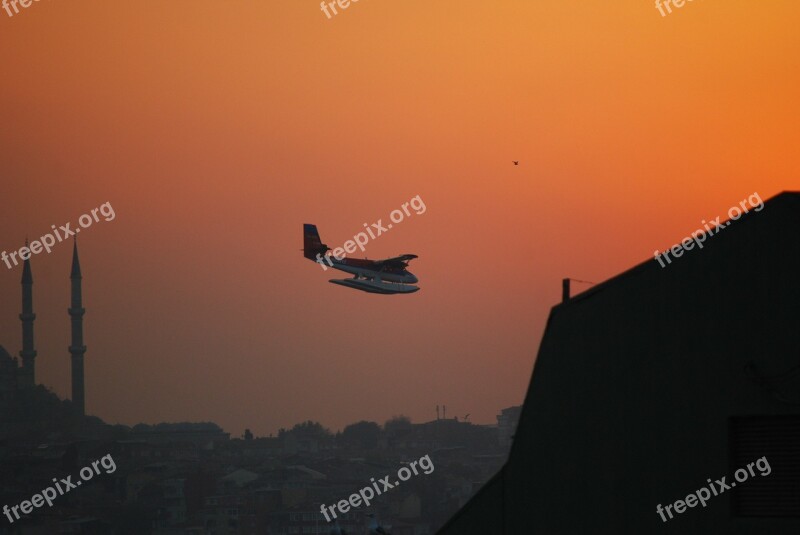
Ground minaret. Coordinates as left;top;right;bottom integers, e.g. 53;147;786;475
19;241;37;387
68;238;86;416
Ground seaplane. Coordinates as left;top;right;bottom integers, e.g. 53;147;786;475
303;224;420;294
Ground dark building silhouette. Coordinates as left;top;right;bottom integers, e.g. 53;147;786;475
19;245;37;387
1;240;92;428
439;191;800;534
496;405;521;451
0;250;38;408
0;346;19;412
69;239;87;416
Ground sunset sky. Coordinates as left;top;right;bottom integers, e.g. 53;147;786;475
1;0;797;437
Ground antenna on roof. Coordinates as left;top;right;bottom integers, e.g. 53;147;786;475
562;278;596;302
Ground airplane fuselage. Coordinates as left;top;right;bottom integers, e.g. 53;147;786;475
323;257;418;284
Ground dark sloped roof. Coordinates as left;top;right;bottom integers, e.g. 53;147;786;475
439;191;800;534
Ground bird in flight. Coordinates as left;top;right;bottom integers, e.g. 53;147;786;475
512;161;519;165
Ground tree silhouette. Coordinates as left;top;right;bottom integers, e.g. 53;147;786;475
384;415;412;432
341;420;381;449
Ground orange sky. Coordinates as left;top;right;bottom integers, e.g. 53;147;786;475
1;0;798;436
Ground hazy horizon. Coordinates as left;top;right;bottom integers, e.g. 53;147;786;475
2;0;798;437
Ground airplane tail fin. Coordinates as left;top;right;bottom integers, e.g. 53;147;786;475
303;224;330;260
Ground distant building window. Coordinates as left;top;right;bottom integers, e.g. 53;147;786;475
730;415;800;517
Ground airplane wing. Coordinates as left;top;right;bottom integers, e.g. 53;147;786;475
377;254;418;267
